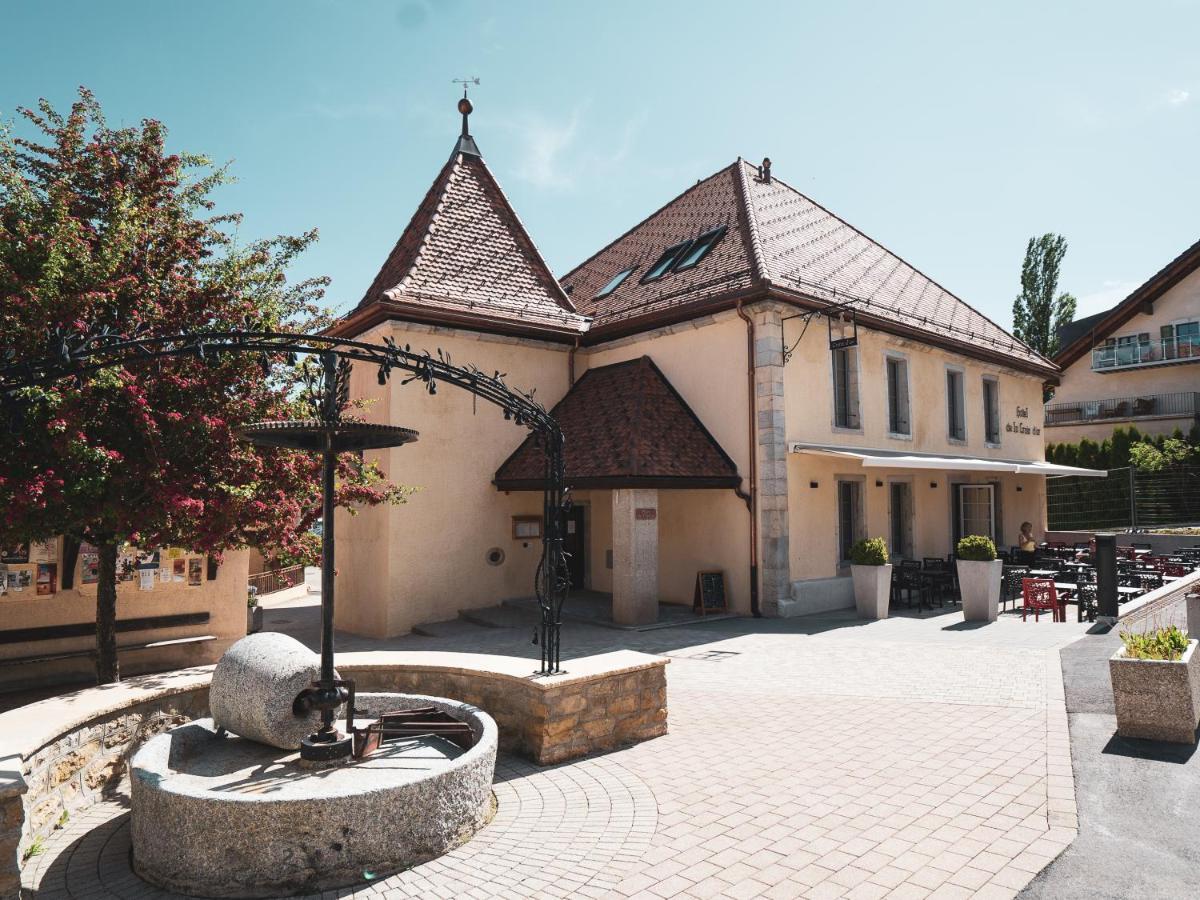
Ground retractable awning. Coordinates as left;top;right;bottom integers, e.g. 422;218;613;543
789;443;1108;478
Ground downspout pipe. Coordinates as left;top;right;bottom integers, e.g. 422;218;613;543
736;300;762;618
568;335;581;385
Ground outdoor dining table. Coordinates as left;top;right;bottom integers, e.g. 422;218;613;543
1051;583;1142;622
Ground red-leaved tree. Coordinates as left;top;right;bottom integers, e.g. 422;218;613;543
0;89;407;683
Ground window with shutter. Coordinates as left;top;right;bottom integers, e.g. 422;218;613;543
886;356;910;436
983;377;1000;445
832;347;860;429
946;369;966;441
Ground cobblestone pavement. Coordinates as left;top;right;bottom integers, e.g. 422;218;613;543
22;601;1087;899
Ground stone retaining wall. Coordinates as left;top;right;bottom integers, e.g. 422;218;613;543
342;653;668;765
0;649;668;899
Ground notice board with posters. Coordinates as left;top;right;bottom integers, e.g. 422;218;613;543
693;570;727;615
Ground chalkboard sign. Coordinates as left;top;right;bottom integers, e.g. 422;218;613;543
693;570;727;615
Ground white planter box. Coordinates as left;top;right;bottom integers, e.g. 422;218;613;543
1110;639;1200;744
958;559;1002;622
851;564;892;620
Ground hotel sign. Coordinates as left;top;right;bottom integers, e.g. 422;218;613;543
1005;405;1041;437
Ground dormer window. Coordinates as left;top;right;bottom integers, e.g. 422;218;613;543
673;226;727;272
641;241;692;283
594;266;635;299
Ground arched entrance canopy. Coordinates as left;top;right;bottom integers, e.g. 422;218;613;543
0;328;570;674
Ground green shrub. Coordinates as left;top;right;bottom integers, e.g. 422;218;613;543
850;537;889;566
1121;626;1190;661
956;534;996;561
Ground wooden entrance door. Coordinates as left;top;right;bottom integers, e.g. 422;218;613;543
563;506;586;589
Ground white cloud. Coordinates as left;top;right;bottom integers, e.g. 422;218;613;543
513;111;581;190
1163;88;1190;107
1075;279;1139;318
510;107;646;192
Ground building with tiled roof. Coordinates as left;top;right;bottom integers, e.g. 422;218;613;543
332;99;1100;640
1044;237;1200;444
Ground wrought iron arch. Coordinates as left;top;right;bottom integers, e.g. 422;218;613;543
0;328;570;674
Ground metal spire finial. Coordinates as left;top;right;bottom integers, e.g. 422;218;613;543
453;76;480;137
451;77;482;156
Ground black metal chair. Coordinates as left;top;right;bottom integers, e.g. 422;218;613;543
892;564;926;610
1001;566;1029;612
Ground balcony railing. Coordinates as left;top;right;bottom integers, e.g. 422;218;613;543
1045;391;1200;427
1092;335;1200;371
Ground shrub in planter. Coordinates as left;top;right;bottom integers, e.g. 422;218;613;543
850;538;889;567
956;534;1001;622
1111;626;1200;743
956;535;997;562
850;538;892;620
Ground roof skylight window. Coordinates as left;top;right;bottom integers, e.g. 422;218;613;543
672;226;727;272
595;266;635;299
640;241;692;283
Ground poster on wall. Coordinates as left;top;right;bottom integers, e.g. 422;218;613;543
118;547;137;582
187;558;202;586
80;544;100;585
137;550;159;591
31;540;58;563
172;559;186;582
1;544;29;565
0;563;7;596
36;563;57;596
7;568;32;592
167;547;185;560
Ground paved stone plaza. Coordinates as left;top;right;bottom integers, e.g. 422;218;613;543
22;597;1087;899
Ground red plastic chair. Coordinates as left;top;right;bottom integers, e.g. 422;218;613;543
1163;563;1189;578
1022;578;1062;622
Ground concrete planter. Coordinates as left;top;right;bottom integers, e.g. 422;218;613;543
1110;639;1200;744
958;559;1002;622
247;604;263;634
851;564;892;620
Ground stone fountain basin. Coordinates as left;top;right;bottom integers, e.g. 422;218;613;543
130;693;497;898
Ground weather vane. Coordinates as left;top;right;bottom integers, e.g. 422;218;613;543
452;76;480;99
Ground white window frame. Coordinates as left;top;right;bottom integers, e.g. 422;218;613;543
945;365;967;445
982;375;1001;448
957;483;995;541
884;352;912;440
831;346;862;433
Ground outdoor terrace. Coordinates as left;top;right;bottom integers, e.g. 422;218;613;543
1044;391;1200;427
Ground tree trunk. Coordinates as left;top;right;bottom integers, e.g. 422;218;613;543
95;541;119;684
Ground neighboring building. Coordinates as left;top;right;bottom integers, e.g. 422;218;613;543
1047;239;1200;445
329;102;1093;635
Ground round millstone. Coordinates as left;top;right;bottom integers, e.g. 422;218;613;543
130;694;498;898
209;632;334;750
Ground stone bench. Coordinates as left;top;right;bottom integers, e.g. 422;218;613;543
0;648;668;898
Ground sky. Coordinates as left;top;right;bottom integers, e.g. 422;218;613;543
4;0;1199;327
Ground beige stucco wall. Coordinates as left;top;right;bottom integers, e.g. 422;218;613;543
782;319;1049;462
0;543;249;688
1053;267;1200;406
581;310;754;611
335;321;571;638
787;454;1046;581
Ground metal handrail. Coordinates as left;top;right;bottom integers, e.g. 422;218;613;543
247;564;305;596
1045;391;1200;426
1092;335;1200;370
